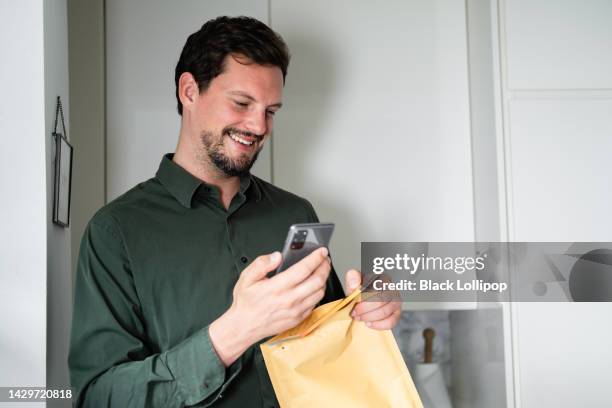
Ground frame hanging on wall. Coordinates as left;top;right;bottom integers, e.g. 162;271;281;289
52;96;73;227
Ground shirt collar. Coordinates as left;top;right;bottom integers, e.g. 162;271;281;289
156;153;261;208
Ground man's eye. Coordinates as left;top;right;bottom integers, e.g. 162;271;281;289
234;101;249;108
266;110;276;117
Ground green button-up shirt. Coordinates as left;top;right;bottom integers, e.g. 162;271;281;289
68;154;345;407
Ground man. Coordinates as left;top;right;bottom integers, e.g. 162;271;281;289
69;16;400;407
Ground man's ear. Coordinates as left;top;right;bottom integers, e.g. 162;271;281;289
178;72;199;113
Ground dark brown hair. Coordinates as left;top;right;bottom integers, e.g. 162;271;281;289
174;16;290;115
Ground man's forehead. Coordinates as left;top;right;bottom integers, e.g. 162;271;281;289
213;55;284;100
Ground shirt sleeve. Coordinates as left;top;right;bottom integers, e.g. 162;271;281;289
68;216;241;407
303;201;346;304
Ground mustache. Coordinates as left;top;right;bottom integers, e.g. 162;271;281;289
223;127;265;142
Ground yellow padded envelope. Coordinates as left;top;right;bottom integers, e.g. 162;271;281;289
260;290;423;408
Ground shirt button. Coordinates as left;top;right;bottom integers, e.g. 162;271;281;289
241;256;248;263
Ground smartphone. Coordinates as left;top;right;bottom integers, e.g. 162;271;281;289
274;223;335;274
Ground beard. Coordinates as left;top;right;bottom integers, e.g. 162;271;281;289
199;127;263;177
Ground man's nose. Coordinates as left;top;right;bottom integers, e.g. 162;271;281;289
244;110;268;136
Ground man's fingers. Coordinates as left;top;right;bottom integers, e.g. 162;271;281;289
344;269;361;294
288;256;331;301
353;301;398;322
351;300;388;317
269;289;321;325
271;247;329;289
297;287;325;314
242;252;282;285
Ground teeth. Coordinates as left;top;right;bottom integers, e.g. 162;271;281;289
229;132;254;146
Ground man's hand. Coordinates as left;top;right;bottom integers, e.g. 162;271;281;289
345;269;401;330
209;248;331;366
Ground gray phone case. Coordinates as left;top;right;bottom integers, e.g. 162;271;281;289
275;223;334;273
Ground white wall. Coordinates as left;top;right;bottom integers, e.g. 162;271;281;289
467;0;501;243
0;0;48;393
495;0;612;407
44;0;72;405
270;0;475;277
68;0;106;286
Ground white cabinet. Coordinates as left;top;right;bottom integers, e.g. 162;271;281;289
495;1;612;406
507;98;612;241
503;0;612;89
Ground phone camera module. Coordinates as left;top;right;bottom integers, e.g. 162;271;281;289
291;241;304;250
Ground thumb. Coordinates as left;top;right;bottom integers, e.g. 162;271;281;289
345;269;362;293
243;251;282;284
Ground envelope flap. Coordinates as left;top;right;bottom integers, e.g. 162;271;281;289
299;289;361;337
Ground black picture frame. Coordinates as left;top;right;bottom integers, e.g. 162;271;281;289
53;133;73;227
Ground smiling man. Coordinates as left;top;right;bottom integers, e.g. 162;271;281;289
68;16;400;407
